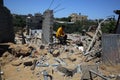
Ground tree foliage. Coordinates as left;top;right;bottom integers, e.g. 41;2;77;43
54;17;97;34
12;14;116;34
12;14;26;32
54;17;116;34
101;20;116;33
13;15;26;27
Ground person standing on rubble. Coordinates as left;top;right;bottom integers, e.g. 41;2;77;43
56;25;67;45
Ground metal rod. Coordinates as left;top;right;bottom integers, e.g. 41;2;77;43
89;71;93;80
86;17;110;53
89;70;109;80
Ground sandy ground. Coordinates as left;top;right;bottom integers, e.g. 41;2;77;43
0;38;120;80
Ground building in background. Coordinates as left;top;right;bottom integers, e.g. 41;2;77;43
26;13;43;37
70;13;88;22
26;13;43;30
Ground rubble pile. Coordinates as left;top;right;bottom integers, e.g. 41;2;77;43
0;0;120;79
0;33;120;80
1;15;120;79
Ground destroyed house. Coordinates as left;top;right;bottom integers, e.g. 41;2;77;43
26;13;43;30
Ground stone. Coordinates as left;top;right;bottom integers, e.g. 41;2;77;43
2;51;11;58
116;75;120;80
57;65;73;77
11;60;22;66
31;59;37;70
68;57;76;62
40;45;45;49
52;50;60;57
80;64;98;80
23;61;33;66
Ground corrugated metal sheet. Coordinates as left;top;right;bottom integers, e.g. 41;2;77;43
102;34;120;65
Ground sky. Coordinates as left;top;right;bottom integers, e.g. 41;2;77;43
4;0;120;19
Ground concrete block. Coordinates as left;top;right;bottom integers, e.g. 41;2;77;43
80;64;98;80
11;59;22;66
23;61;33;66
116;75;120;80
53;50;60;57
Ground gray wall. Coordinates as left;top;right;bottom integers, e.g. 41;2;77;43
102;34;120;65
42;10;54;44
0;1;15;43
0;0;3;6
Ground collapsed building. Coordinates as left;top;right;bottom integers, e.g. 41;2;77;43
25;10;54;44
0;0;120;79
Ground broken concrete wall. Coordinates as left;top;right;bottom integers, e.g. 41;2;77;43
0;0;3;6
102;34;120;65
0;0;15;43
42;10;54;44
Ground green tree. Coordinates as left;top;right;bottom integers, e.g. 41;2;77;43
54;17;98;34
12;14;26;32
13;15;26;27
101;20;116;33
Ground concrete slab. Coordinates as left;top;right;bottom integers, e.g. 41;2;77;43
80;64;98;80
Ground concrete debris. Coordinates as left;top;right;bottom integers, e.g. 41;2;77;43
2;51;11;58
9;44;31;57
67;57;76;62
0;2;120;79
78;46;84;52
56;65;81;77
42;70;53;80
1;27;120;80
80;64;98;80
1;51;14;65
40;45;45;49
56;65;73;77
54;58;67;66
11;59;22;66
1;37;120;80
36;63;49;67
52;50;60;57
89;70;109;80
31;59;37;70
116;75;120;80
23;61;33;66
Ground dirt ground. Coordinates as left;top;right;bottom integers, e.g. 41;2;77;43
0;43;83;80
0;41;120;80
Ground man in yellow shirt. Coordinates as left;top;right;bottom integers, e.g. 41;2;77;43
56;25;67;45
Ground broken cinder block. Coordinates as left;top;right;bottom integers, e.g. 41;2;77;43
80;64;98;80
23;61;33;66
52;50;60;57
11;59;22;66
